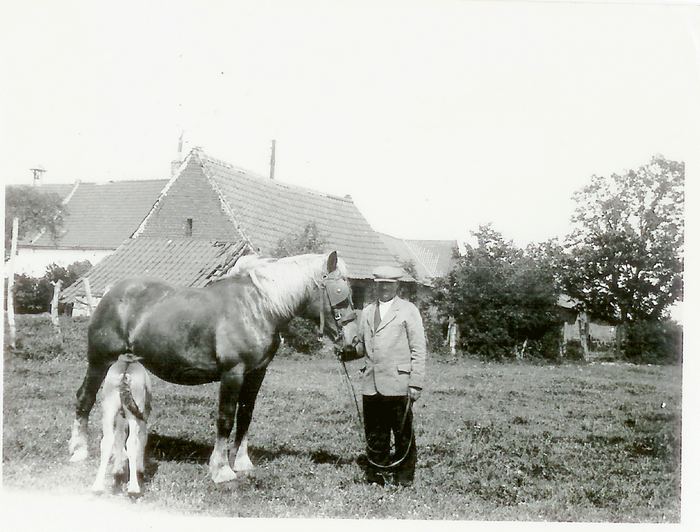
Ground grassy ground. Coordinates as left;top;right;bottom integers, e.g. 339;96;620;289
2;315;682;521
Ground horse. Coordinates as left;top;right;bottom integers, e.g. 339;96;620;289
92;355;152;496
69;251;359;483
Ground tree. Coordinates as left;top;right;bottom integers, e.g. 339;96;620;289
272;222;329;354
13;261;92;314
5;186;66;255
560;156;684;325
272;221;327;258
434;225;560;359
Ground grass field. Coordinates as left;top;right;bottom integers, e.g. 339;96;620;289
2;315;682;522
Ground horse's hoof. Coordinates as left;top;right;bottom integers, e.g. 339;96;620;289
211;466;237;484
233;457;255;473
127;487;143;499
91;483;105;494
70;448;89;462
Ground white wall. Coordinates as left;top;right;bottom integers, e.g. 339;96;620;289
11;248;113;277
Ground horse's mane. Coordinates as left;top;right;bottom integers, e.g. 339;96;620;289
230;253;348;320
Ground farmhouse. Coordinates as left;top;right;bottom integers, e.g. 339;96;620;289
10;179;167;276
61;148;407;312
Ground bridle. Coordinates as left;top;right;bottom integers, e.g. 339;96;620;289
315;272;357;341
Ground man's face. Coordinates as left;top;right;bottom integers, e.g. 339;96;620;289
376;281;398;303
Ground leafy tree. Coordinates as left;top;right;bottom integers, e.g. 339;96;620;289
560;156;684;325
13;261;92;314
272;222;329;354
5;186;65;255
272;221;327;258
434;225;560;359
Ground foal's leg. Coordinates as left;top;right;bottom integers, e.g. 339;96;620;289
209;370;244;483
70;360;111;462
125;417;147;496
232;366;268;472
111;416;128;481
92;400;119;493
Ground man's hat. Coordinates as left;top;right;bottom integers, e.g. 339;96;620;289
372;265;405;283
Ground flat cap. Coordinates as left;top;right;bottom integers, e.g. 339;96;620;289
372;265;405;282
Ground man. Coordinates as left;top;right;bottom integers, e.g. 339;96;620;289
356;265;427;486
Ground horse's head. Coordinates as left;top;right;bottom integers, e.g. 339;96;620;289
306;251;360;354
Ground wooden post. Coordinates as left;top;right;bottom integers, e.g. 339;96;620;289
83;277;94;315
6;218;19;348
50;279;62;334
447;316;458;356
579;312;590;361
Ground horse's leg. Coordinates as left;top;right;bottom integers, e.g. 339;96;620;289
125;417;147;496
111;415;128;482
91;399;119;493
209;369;244;483
232;366;268;472
70;359;111;462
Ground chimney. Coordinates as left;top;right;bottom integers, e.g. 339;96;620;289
30;166;46;186
269;139;276;180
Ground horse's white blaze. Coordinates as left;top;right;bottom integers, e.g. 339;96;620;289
233;435;254;472
92;361;151;495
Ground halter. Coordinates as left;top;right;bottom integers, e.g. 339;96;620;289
315;272;355;339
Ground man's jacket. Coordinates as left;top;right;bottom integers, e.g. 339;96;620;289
358;297;427;396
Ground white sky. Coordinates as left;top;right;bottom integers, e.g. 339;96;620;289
1;0;698;248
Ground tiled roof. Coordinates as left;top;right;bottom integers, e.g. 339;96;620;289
61;237;251;303
377;233;457;283
197;151;401;279
29;180;167;249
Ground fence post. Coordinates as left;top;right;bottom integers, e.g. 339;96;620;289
50;279;62;334
6;218;19;348
83;277;94;315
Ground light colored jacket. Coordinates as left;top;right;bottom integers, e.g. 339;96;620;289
358;297;427;396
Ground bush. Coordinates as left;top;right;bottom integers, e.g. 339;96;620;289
280;317;322;355
529;329;563;360
623;320;682;365
563;340;585;361
10;261;91;314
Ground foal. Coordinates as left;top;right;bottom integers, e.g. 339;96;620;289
92;356;152;496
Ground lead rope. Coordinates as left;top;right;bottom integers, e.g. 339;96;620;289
336;355;414;470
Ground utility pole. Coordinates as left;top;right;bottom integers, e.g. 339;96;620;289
269;139;276;180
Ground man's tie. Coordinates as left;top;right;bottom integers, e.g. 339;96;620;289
374;303;381;331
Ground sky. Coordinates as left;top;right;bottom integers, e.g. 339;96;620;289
2;0;698;249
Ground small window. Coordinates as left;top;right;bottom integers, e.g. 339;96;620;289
185;218;193;237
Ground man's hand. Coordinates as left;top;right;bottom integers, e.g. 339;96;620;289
408;386;422;402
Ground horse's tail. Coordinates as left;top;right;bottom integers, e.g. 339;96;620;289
118;359;147;422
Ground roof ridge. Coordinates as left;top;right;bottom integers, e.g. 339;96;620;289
131;155;193;238
199;150;354;203
95;178;169;184
198;156;256;250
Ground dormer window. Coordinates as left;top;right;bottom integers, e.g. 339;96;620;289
185;218;193;237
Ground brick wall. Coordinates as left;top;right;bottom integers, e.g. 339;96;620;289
139;158;240;241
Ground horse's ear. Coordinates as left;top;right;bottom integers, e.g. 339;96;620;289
326;251;338;273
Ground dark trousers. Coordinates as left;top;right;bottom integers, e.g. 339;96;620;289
362;394;417;484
